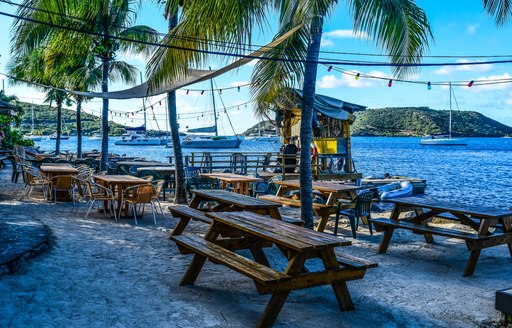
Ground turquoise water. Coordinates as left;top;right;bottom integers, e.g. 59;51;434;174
34;136;512;209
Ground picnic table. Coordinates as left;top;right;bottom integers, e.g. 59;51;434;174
170;190;285;236
200;172;262;195
40;164;79;201
171;211;376;327
260;180;361;232
371;196;512;276
93;175;150;217
116;161;172;167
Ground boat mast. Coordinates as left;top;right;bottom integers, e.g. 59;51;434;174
449;82;452;138
209;67;218;137
31;102;34;134
140;72;147;132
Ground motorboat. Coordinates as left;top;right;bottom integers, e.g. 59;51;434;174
23;133;42;141
50;133;69;140
114;130;161;146
89;133;102;140
246;134;281;142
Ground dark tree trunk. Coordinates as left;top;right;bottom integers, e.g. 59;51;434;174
300;15;324;229
100;57;109;171
55;101;62;155
76;96;83;158
168;12;188;203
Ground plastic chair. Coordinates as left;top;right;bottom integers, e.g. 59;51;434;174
334;191;374;238
106;162;117;175
137;170;162;181
119;184;156;225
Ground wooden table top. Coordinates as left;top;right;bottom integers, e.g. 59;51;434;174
93;175;149;184
275;180;360;193
136;166;176;173
206;211;350;251
201;173;262;182
191;189;282;209
387;196;512;219
116;161;172;167
40;165;79;174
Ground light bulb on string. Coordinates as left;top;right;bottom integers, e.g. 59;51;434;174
200;90;204;95
427;82;432;90
237;86;240;92
186;90;189;95
355;73;360;80
327;66;332;72
468;80;474;87
388;80;393;87
159;101;162;106
219;89;222;94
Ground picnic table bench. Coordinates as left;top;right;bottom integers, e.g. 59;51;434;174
371;196;512;276
171;211;377;327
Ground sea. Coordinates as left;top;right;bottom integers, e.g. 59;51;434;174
34;136;512;210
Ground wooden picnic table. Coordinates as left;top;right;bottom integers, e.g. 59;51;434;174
259;180;361;232
200;172;262;195
93;175;150;217
40;164;79;201
172;211;376;327
371;196;512;276
189;189;282;218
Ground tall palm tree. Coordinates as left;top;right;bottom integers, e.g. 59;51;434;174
483;0;512;25
8;48;69;154
148;0;432;227
11;0;159;170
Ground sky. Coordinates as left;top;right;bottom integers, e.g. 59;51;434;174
1;1;512;135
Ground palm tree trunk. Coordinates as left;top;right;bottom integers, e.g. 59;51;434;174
167;12;188;203
300;15;324;229
100;57;109;171
55;101;62;155
76;96;83;158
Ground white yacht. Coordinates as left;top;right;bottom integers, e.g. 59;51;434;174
246;134;281;142
23;104;42;141
89;133;102;140
114;127;161;146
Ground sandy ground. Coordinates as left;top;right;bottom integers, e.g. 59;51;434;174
0;168;510;328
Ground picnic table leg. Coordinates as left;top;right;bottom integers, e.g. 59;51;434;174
267;207;282;220
463;249;481;277
188;194;203;209
377;227;395;254
416;209;434;243
250;245;271;267
502;216;512;257
320;249;355;311
315;212;330;233
171;217;191;236
257;252;307;328
179;227;219;285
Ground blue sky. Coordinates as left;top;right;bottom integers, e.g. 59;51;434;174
1;1;512;134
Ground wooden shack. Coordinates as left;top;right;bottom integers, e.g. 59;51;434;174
275;89;366;179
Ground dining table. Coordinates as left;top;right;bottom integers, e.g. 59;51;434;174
200;172;262;195
40;164;79;201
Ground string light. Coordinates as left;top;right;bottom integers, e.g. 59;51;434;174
186;90;189;94
468;80;474;87
388;80;393;87
355;73;360;80
327;65;332;72
237;86;240;92
427;82;432;90
200;90;204;95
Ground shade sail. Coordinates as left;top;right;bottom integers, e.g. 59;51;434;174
293;89;366;120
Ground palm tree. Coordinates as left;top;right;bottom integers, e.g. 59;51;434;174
11;0;159;170
148;0;432;227
483;0;512;25
8;48;70;154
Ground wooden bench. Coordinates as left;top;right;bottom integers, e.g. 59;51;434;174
172;233;290;292
259;194;334;232
335;250;378;269
371;218;480;241
435;212;504;230
169;205;212;236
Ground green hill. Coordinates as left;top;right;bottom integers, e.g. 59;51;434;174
351;107;512;137
16;101;169;136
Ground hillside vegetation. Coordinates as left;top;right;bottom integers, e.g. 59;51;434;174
16;101;169;136
351;107;512;137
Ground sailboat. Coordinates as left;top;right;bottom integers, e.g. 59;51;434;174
420;83;467;146
246;121;281;142
181;77;242;149
24;103;42;141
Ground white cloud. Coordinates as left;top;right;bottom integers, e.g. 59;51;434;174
467;73;512;92
467;24;479;34
323;29;369;39
317;70;390;89
432;59;493;75
320;38;334;48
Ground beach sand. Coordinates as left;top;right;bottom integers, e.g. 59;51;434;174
0;169;509;327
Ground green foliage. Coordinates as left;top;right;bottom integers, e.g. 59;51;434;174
351;107;512;137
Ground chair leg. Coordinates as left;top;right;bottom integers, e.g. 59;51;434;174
131;204;138;225
334;212;340;236
367;216;373;236
85;200;95;219
349;215;357;239
151;203;156;224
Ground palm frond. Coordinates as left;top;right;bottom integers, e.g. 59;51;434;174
483;0;512;26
